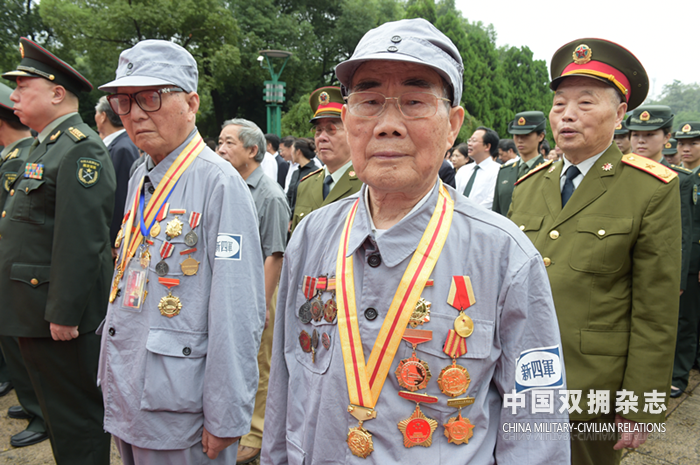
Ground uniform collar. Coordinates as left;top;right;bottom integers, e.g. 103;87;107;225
1;136;33;159
323;158;353;183
37;112;78;143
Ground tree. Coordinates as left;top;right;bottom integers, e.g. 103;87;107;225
0;1;53;85
648;81;700;128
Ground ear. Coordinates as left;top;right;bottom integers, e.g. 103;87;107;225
663;132;672;144
50;85;67;105
615;102;628;126
248;145;259;160
185;92;200;121
445;105;465;153
537;132;545;143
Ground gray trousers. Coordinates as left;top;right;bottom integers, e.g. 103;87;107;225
114;436;238;465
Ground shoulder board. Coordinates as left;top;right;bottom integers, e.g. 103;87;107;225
621;154;677;184
500;162;510;169
300;168;323;183
66;126;88;143
514;159;553;185
670;164;692;174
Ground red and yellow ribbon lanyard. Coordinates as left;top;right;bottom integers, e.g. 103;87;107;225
336;182;454;456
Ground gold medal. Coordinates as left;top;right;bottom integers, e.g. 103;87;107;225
140;248;151;268
347;405;376;458
397;402;438;448
158;291;182;318
438;361;470;397
166;216;183;239
395;329;433;391
454;311;474;338
150;222;161;238
409;298;431;328
180;257;200;276
443;412;475;445
109;265;124;303
114;228;124;248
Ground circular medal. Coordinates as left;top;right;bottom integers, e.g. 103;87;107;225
310;298;324;322
312;329;319;349
180;257;200;276
150;222;161;238
454;311;474;338
438;363;470;397
443;413;475;445
323;298;337;323
398;407;438;448
299;301;312;324
184;230;198;247
166;217;183;239
322;332;331;350
299;330;311;353
159;293;182;318
347;426;374;458
395;355;431;391
409;298;431;328
155;260;169;277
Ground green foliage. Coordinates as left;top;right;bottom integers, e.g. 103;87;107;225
0;1;53;86
281;93;315;137
648;81;700;129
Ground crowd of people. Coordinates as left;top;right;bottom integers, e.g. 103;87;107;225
0;15;698;465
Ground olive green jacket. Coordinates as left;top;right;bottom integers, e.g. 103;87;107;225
0;137;34;208
509;144;681;423
290;165;362;233
0;114;116;337
492;155;546;216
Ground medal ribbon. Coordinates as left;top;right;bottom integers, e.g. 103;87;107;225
447;276;476;311
336;182;454;408
158;277;180;289
156;204;169;221
180;247;197;255
118;133;205;273
402;328;432;346
189;211;201;229
139;182;178;238
398;391;438;404
160;242;174;259
171;208;186;215
316;277;328;291
443;329;467;358
303;276;318;300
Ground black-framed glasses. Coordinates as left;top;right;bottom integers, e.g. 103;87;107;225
344;91;451;119
107;87;185;115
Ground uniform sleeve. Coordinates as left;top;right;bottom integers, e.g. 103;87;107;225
201;172;267;438
494;253;571;464
45;139;116;325
678;176;693;290
622;178;681;422
492;173;502;214
260;194;291;258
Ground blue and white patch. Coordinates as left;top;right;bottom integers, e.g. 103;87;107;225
216;233;242;260
515;345;563;393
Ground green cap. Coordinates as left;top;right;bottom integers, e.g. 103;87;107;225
624;105;674;131
2;37;92;95
614;122;629;135
0;82;20;123
663;138;677;155
507;111;546;135
549;38;648;111
309;86;343;123
676;122;700;139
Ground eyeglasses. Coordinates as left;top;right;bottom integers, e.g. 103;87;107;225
344;92;450;119
107;87;185;115
314;122;341;137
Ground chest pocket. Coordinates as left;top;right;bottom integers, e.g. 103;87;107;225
11;179;45;224
569;217;633;274
293;290;337;375
509;213;543;243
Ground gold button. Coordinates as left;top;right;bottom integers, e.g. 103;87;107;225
30;278;38;285
1;211;5;218
9;189;14;196
543;257;551;267
598;229;605;236
549;230;559;239
519;225;525;231
25;187;28;193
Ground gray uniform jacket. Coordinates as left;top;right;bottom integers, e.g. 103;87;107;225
262;181;569;464
98;129;266;450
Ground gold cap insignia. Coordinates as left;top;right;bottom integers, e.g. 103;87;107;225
572;44;592;65
19;43;24;59
319;92;329;106
517;117;526;126
683;124;692;133
616;124;622;130
665;142;672;148
50;130;61;141
640;111;650;121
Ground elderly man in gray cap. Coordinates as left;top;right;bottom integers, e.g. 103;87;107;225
262;18;569;464
97;40;266;464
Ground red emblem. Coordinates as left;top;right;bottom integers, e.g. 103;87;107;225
602;163;613;171
517;117;526;126
572;44;592;65
299;330;311;353
683;124;692;133
640;111;650;121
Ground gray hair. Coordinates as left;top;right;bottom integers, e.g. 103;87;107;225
95;95;123;127
221;118;265;163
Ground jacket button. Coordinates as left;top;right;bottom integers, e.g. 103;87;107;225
368;254;382;268
9;189;14;196
364;308;378;320
108;327;115;336
148;185;155;194
1;211;5;218
391;35;402;43
30;278;38;285
543;257;551;267
598;229;606;236
549;230;559;239
25;187;28;193
519;225;525;231
183;347;192;356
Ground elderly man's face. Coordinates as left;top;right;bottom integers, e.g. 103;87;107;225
550;77;626;161
313;118;350;173
10;76;57;132
341;61;463;197
217;124;256;172
117;86;198;161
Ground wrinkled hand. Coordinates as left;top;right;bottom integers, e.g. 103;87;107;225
613;414;649;450
50;323;79;341
202;427;239;460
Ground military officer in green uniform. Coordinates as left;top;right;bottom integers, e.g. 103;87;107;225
672;121;700;398
0;81;49;448
289;87;361;233
663;138;680;166
0;37;115;464
613;122;632;154
492;111;547;215
509;39;681;465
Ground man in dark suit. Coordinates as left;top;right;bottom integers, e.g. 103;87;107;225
95;95;140;256
265;133;289;189
0;37;115;464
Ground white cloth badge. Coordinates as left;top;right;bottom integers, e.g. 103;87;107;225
515;345;564;393
216;233;242;260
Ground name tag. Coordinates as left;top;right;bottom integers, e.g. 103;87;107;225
216;233;242;260
515;345;564;393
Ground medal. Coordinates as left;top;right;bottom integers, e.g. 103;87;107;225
347;405;376;458
114;227;124;248
138;239;152;268
180;247;199;276
409;298;431;328
155;260;169;277
109;264;124;303
299;302;312;324
309;297;323;322
150;222;161;238
166;214;184;239
397;392;439;448
312;329;319;362
439;329;470;397
447;276;476;338
298;276;318;323
158;277;182;317
443;397;476;445
156;241;174;277
299;329;318;363
324;297;337;323
322;332;331;350
395;329;432;392
185;211;201;247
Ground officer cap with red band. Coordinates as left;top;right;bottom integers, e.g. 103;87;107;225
549;38;648;111
309;86;344;123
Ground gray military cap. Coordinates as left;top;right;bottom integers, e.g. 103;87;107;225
335;18;464;106
99;40;198;93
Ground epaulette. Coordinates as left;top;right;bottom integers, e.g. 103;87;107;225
621;154;676;184
300;168;323;183
670;164;692;174
66;126;88;143
514;159;553;185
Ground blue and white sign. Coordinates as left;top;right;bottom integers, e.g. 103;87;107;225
515;345;563;393
216;233;242;260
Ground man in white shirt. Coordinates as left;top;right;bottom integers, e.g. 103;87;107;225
261;150;278;182
455;126;500;209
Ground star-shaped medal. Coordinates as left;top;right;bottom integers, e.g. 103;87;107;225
443;412;475;445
